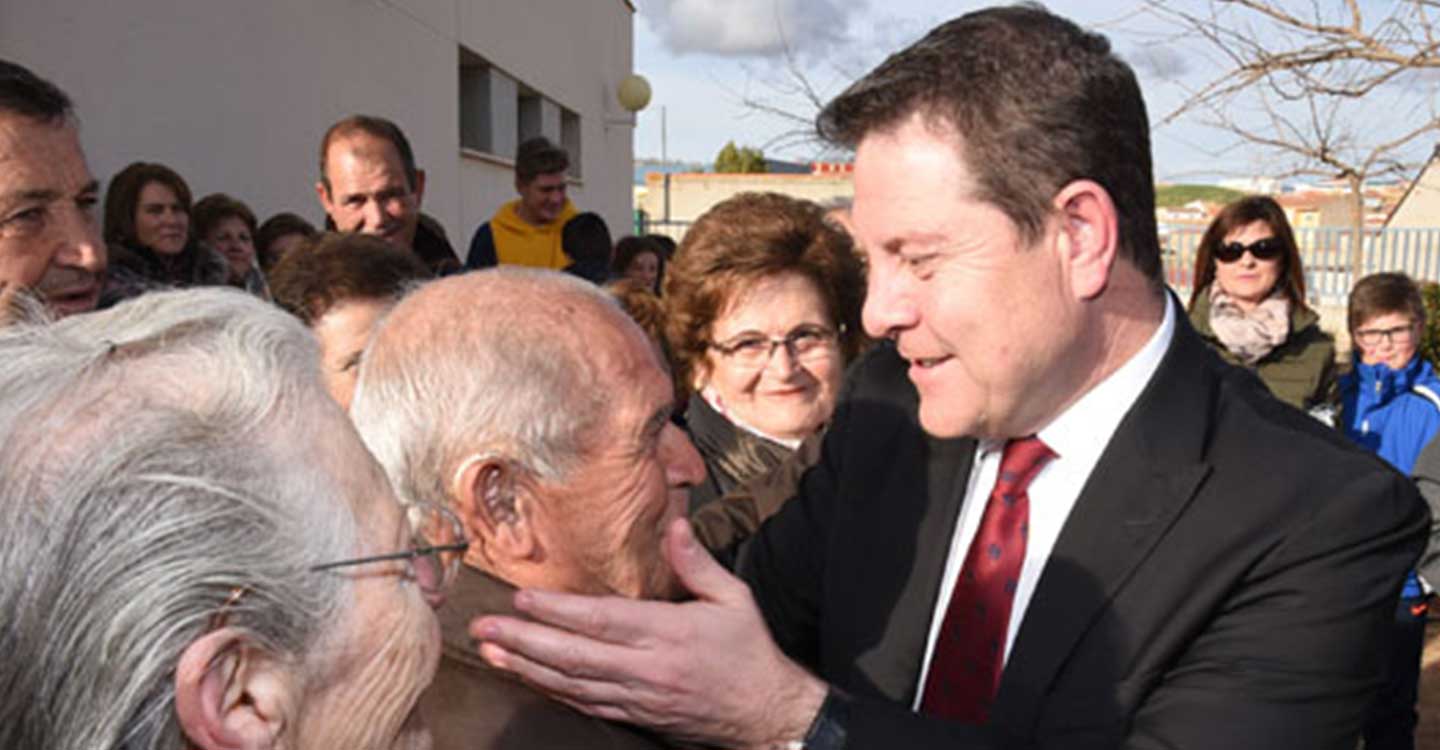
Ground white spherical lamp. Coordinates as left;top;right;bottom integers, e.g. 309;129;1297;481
617;74;652;113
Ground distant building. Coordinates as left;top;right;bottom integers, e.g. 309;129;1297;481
1275;192;1357;230
1218;176;1284;195
638;162;853;237
1387;146;1440;229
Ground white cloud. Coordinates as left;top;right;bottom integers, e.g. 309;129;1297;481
1127;45;1192;81
637;0;865;59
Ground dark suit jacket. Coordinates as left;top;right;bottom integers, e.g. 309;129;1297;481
740;310;1430;749
421;567;668;750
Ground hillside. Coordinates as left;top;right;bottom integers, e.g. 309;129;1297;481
1155;184;1244;208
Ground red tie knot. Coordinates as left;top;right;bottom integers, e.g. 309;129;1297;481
996;436;1054;492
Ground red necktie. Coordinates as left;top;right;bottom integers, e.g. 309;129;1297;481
920;436;1055;724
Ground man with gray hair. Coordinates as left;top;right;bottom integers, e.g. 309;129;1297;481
349;268;705;749
0;288;446;750
0;58;106;316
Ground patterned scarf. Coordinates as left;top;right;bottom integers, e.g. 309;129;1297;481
1208;285;1291;365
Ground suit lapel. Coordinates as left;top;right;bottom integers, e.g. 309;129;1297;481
992;310;1218;730
853;431;977;702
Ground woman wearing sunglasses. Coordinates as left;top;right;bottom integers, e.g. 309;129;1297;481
1187;195;1336;410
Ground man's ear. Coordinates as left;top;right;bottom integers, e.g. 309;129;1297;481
1052;179;1119;301
314;180;334;217
454;454;537;564
174;628;292;750
412;168;427;207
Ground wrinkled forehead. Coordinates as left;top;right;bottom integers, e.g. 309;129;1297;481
0;115;89;198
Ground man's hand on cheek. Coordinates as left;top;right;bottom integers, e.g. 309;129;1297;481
470;518;829;748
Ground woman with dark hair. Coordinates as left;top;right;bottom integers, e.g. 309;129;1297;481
561;212;613;284
665;192;865;513
613;235;665;293
100;161;228;307
192;192;269;296
1187;195;1335;409
255;212;318;273
269;232;432;410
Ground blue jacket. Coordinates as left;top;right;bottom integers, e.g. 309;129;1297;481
1339;355;1440;598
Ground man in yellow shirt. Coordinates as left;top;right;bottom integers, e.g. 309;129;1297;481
466;137;577;270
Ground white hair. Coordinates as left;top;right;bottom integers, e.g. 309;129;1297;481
350;268;624;509
0;288;356;750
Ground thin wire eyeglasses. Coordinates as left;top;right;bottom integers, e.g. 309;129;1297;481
208;501;468;631
1354;323;1417;348
310;500;469;597
708;324;842;370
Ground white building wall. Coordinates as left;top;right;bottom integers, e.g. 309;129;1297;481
1389;158;1440;229
0;0;638;258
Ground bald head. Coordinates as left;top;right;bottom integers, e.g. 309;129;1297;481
351;268;659;506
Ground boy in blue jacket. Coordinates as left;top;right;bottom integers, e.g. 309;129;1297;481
1338;272;1439;750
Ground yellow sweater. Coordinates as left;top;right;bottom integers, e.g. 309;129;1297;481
489;199;578;269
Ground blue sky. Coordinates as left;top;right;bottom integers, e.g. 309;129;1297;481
630;0;1437;184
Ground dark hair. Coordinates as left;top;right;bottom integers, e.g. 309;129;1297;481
817;4;1161;283
562;212;613;266
268;232;431;325
515;137;569;184
255;212;319;272
663;192;866;389
191;193;257;243
613;235;665;292
645;233;678;259
1188;195;1307;309
103;162;193;248
0;59;72;123
319;115;418;193
1348;272;1425;333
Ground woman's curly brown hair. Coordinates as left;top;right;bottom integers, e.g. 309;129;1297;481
663;192;866;390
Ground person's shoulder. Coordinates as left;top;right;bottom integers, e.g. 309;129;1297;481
1206;350;1399;491
843;342;915;407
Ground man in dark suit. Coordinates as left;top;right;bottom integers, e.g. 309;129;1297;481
468;7;1430;748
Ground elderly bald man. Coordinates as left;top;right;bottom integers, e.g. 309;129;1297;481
349;267;705;749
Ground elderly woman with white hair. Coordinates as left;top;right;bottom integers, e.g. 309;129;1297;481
0;288;464;750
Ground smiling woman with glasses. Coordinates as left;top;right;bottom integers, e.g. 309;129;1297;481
665;192;865;515
1186;195;1336;410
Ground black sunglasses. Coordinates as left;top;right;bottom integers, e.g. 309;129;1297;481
1214;237;1284;263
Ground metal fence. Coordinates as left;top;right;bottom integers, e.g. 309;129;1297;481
1161;226;1440;307
633;215;691;244
637;216;1440;308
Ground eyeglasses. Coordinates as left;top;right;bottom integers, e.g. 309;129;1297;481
311;500;469;597
208;501;468;631
1214;237;1284;263
1354;323;1417;348
708;324;841;370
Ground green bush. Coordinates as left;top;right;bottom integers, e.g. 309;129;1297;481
1421;282;1440;368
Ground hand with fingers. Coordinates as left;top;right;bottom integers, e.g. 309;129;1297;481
470;517;829;749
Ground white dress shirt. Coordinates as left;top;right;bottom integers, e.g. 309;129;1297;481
912;299;1176;708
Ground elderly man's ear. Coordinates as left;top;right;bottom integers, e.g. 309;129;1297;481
174;628;293;750
454;455;539;565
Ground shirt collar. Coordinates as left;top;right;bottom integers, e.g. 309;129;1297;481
1034;295;1175;465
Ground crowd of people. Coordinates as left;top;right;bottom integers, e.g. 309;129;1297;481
2;4;1439;750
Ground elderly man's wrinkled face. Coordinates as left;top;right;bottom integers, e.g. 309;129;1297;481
297;405;441;749
531;323;705;599
0;113;105;317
